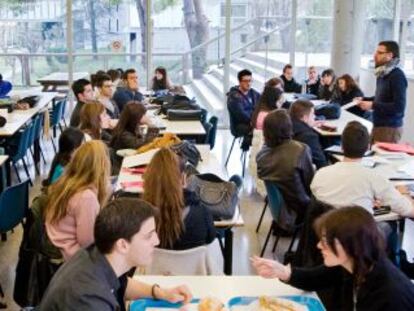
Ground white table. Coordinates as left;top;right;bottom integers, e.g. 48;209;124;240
314;110;373;137
1;90;58;136
117;145;244;275
132;276;318;306
37;72;89;92
147;110;206;136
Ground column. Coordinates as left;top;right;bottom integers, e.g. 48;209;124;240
330;0;366;77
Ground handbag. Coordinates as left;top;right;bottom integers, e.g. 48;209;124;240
187;173;239;220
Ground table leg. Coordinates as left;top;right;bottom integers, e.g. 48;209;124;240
223;228;234;275
34;138;40;169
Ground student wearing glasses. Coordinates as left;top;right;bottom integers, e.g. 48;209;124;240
357;41;407;143
252;206;414;310
227;69;260;151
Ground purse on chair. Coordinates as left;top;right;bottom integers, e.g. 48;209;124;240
187;173;239;220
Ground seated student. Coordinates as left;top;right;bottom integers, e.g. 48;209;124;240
289;100;328;169
44;127;84;186
70;79;95;127
311;121;414;217
95;73;120;119
110;101;159;173
256;110;314;225
280;64;302;93
113;68;144;112
249;79;284;197
251;78;284;130
151;66;172;92
331;74;367;118
143;148;216;250
318;68;336;100
227;69;260;150
107;68;122;87
39;197;192;310
0;73;12;98
45;140;111;261
79;101;112;142
252;206;414;310
304;66;320;97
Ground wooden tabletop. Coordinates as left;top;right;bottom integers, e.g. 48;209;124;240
37;72;89;84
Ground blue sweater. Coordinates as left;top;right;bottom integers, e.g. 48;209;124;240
227;86;260;124
373;67;407;128
112;87;143;112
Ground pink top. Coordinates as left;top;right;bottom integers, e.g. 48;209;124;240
46;188;100;261
255;111;269;130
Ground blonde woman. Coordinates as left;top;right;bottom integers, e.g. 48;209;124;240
45;140;111;260
79;100;111;142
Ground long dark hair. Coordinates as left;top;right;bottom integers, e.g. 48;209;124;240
44;127;84;186
337;74;360;93
151;66;170;90
110;101;147;144
251;78;283;128
314;206;385;285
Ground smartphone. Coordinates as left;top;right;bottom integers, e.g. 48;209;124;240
373;205;391;216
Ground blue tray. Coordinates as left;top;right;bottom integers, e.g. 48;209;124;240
130;298;200;310
228;295;325;310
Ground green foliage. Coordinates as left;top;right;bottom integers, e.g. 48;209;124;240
153;0;180;13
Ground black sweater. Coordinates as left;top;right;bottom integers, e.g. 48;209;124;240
171;190;216;250
373;67;407;128
289;257;414;310
280;75;302;93
331;87;365;117
292;119;327;169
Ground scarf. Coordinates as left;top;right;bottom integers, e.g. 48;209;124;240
375;57;400;78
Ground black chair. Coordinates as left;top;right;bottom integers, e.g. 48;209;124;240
225;109;249;177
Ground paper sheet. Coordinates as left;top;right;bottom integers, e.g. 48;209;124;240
122;148;160;168
341;101;358;110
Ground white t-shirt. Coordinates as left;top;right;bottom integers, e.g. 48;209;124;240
311;161;413;216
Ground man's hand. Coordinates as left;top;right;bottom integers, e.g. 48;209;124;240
157;285;193;305
250;256;291;281
357;100;373;111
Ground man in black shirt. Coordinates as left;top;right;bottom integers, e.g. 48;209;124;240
280;64;302;93
69;78;95;127
38;198;192;311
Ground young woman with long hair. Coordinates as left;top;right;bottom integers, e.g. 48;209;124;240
44;127;84;186
251;77;284;130
151;66;172;91
79;100;111;141
45;140;111;260
143;148;215;250
252;206;414;310
332;74;366;118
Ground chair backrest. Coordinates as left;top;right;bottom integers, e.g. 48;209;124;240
51;100;64;127
226;104;239;138
146;239;223;275
12;123;33;161
33;112;44;141
61;98;67;119
0;180;29;232
203;121;213;145
264;180;285;221
207;116;218;149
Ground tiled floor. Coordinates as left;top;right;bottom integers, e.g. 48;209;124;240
0;129;293;310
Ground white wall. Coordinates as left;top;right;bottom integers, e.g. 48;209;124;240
359;68;414;144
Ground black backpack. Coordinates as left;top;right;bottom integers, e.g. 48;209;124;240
160;95;200;115
170;140;202;167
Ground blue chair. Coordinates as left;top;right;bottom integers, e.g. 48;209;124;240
0;180;29;241
260;181;302;257
225;107;249;177
10;123;34;186
60;97;68;128
32;113;46;165
50;100;65;152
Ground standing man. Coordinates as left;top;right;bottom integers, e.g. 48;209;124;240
357;41;407;143
227;69;260;150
